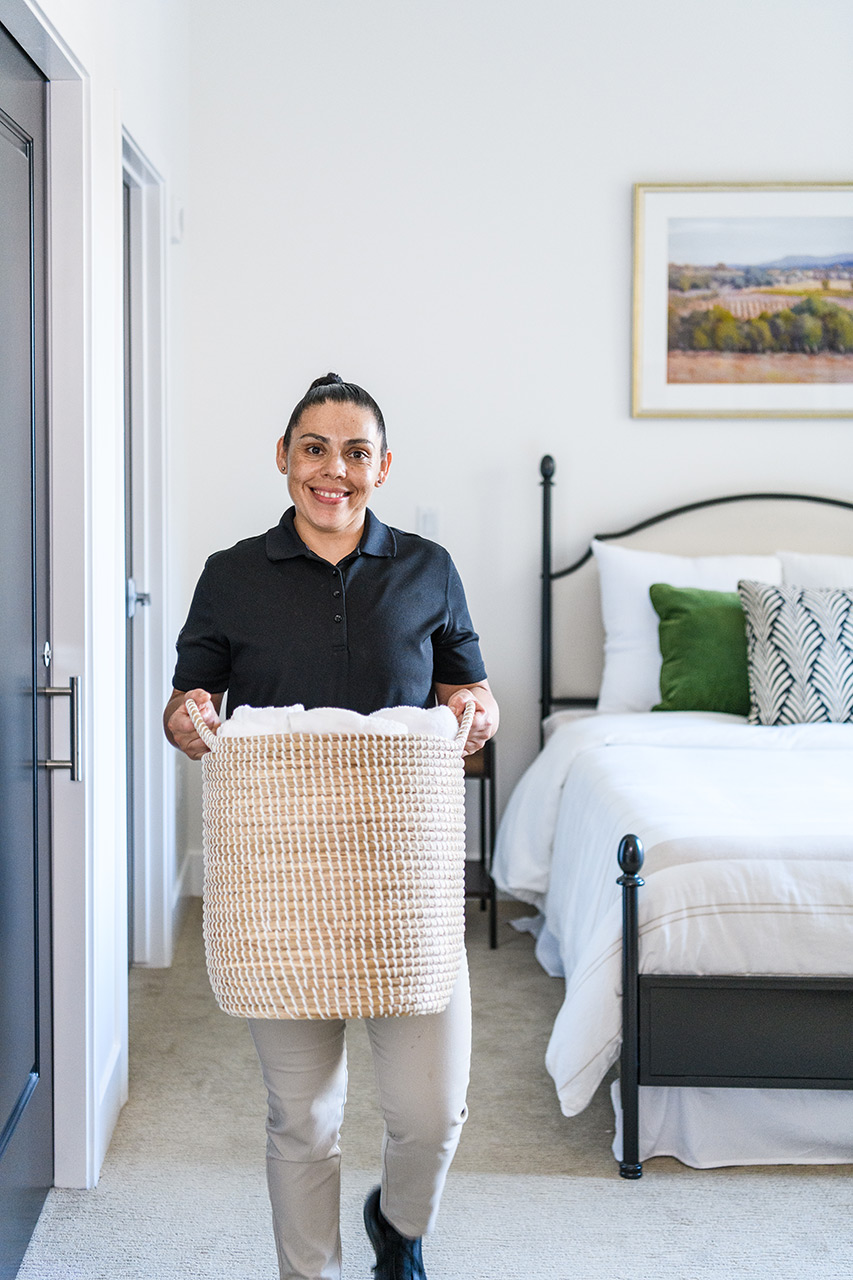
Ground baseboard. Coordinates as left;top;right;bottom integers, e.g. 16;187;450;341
92;1038;126;1185
184;846;204;897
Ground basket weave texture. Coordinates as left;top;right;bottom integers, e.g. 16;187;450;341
190;702;471;1020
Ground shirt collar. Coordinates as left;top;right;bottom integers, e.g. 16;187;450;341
265;507;397;562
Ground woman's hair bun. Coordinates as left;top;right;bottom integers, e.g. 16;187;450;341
284;372;387;456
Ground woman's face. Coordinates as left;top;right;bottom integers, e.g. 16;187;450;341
276;400;392;547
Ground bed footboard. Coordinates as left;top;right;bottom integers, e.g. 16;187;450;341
617;834;853;1179
617;835;645;1178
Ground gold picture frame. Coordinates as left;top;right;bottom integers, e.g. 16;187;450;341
632;182;853;418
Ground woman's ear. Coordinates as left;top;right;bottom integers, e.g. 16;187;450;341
276;436;287;474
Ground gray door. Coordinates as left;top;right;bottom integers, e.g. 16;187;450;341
0;23;52;1278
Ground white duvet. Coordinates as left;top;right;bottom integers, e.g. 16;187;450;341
492;711;853;1166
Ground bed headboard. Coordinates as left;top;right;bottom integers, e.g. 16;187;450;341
540;454;853;724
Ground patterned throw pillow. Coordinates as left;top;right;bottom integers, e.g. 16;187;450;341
737;580;853;725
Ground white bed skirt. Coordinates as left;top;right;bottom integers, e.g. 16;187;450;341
611;1080;853;1169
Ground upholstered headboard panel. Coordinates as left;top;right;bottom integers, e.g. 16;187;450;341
541;456;853;714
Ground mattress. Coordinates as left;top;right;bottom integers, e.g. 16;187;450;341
492;710;853;1167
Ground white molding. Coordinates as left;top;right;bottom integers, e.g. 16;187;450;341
0;0;80;79
122;130;177;968
46;64;97;1190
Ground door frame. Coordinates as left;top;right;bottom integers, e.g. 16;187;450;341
122;131;178;969
0;0;131;1189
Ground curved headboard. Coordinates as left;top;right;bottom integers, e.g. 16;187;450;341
540;454;853;723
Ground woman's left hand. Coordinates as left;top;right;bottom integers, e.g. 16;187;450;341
439;681;499;757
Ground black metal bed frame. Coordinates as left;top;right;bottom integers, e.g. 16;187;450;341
539;454;853;1178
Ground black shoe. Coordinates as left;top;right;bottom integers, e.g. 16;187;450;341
363;1186;427;1280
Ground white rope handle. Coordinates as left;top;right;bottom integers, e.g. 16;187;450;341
453;699;476;751
186;697;219;752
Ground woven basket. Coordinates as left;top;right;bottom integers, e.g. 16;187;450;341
187;699;474;1020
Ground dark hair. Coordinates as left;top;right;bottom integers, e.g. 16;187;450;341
283;373;388;457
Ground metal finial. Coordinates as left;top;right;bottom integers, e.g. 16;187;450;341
617;834;644;878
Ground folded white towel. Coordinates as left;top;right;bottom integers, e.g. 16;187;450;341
374;705;458;737
217;703;459;740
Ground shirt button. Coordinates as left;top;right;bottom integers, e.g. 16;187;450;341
334;614;343;623
333;589;341;598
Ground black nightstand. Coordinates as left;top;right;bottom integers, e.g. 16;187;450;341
463;737;497;948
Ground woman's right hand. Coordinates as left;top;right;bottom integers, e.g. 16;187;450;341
163;687;222;759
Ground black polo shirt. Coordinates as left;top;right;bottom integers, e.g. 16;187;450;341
172;508;487;716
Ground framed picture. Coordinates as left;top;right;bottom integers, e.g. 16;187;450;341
632;182;853;417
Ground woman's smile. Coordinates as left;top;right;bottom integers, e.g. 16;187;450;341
310;486;351;504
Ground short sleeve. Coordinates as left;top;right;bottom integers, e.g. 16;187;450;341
432;554;487;686
171;559;232;694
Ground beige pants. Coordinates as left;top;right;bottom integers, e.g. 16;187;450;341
248;954;471;1280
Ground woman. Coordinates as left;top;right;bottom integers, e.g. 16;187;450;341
164;374;498;1280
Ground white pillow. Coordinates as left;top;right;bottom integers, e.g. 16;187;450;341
777;551;853;589
592;539;782;713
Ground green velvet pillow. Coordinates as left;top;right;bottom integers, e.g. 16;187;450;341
649;583;750;716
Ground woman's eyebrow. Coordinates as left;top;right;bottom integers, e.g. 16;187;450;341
297;431;373;447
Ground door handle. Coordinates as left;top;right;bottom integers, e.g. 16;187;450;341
38;675;82;781
126;578;151;618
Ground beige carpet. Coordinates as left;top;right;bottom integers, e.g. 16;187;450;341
18;898;853;1279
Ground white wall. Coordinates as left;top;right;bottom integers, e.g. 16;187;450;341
118;4;193;946
181;0;853;826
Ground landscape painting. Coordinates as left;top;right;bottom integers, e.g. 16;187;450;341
633;184;853;417
668;217;853;385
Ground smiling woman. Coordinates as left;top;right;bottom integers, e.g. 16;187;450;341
276;392;392;560
161;371;498;1280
